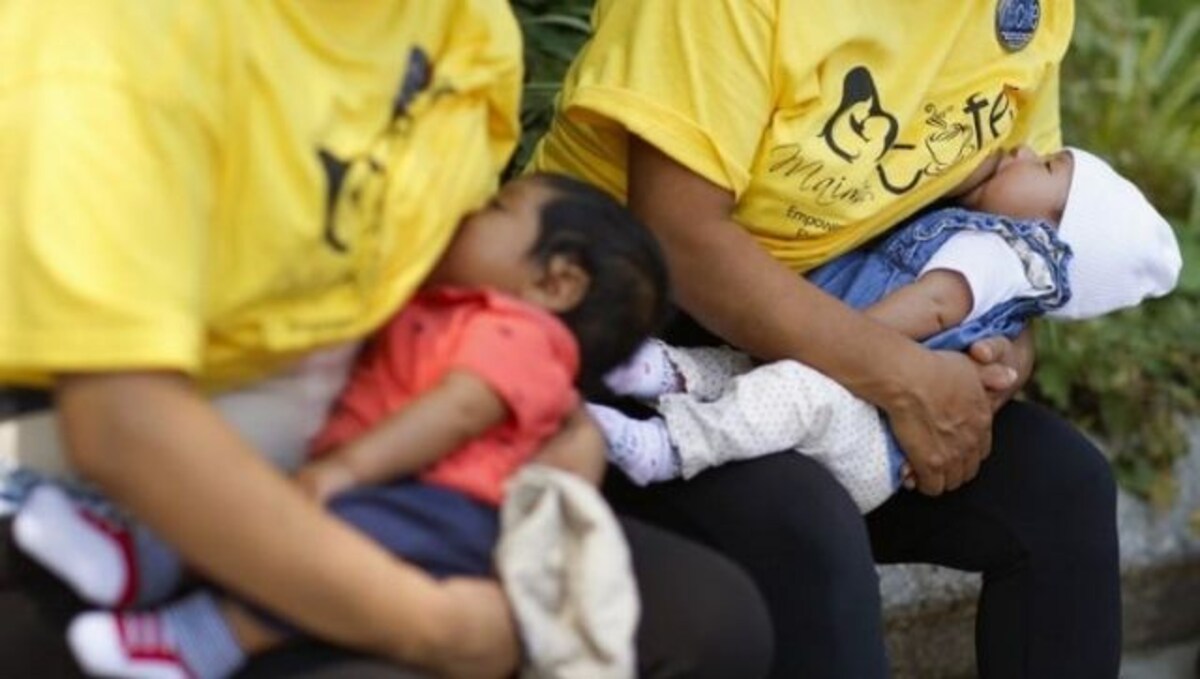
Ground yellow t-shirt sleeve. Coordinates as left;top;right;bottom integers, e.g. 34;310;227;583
556;0;775;196
0;6;221;381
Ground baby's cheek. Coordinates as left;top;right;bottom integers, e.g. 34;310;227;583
947;151;1002;199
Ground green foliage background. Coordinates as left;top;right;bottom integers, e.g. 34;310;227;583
513;0;1200;501
1044;0;1200;503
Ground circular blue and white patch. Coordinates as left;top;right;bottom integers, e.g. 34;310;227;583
995;0;1040;52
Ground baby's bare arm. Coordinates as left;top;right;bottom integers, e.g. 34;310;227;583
864;270;974;341
298;370;508;497
531;406;607;485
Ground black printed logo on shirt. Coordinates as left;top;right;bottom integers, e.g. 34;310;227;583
318;47;433;254
819;66;900;164
770;65;1018;230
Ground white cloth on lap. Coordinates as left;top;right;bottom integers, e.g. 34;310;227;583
496;465;638;679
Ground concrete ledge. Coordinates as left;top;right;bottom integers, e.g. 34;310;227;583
882;565;977;679
880;420;1200;678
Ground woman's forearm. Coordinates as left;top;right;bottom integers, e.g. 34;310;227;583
681;223;917;397
56;371;452;665
627;142;922;406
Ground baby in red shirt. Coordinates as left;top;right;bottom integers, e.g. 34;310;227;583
14;174;669;679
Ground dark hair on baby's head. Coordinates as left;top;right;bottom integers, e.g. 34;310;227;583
527;173;671;397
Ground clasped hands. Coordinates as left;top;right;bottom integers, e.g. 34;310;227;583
888;333;1032;497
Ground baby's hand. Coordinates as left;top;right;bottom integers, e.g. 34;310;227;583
293;460;357;503
533;406;608;485
901;462;917;491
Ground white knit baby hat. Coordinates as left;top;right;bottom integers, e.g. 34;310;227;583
1050;147;1182;320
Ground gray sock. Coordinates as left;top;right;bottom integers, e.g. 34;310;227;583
162;591;247;679
133;525;185;605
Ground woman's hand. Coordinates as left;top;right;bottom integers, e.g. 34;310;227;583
884;349;997;496
420;578;521;679
293;460;358;504
969;328;1035;412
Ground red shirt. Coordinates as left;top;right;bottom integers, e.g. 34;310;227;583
310;287;579;506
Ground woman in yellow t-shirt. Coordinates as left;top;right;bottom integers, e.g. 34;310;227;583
532;0;1120;676
0;2;772;677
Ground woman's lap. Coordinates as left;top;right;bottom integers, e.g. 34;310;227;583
1;379;1115;678
605;399;1121;679
0;518;424;678
0;513;772;679
605;451;890;679
868;399;1121;677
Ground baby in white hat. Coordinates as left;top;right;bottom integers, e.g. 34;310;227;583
587;146;1183;512
914;144;1182;326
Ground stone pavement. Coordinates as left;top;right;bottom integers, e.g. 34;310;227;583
1121;638;1199;679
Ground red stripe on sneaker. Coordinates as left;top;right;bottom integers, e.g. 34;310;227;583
79;509;139;608
115;614;196;679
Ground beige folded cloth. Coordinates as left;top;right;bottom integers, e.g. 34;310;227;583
496;465;638;679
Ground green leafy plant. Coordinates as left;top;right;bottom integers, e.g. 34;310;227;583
510;0;594;175
1035;0;1200;502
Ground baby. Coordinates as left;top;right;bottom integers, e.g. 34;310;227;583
13;173;669;679
590;146;1182;512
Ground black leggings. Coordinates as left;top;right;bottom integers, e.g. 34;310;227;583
606;399;1121;678
0;513;772;679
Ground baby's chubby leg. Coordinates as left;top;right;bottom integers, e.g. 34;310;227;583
590;343;748;487
659;360;896;512
594;339;754;485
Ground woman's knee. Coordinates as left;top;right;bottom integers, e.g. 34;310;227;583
994;402;1117;515
701;455;878;574
1062;437;1117;515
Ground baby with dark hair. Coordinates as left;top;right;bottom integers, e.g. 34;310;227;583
13;174;669;679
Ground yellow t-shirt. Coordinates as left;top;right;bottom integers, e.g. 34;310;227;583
530;0;1072;271
0;0;522;389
